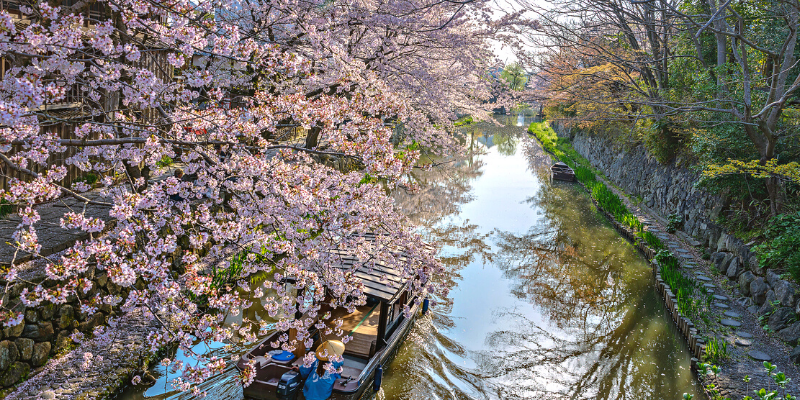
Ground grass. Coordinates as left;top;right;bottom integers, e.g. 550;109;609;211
637;230;666;251
704;336;730;364
656;249;707;319
528;122;650;237
454;115;474;127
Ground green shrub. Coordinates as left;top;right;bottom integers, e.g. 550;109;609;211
157;155;174;168
753;212;800;282
667;213;683;234
74;173;99;186
0;199;12;219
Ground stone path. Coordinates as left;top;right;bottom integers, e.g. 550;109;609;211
5;308;157;400
0;171;182;399
0;192;114;269
592;175;800;398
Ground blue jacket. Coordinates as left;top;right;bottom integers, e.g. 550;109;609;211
298;359;344;400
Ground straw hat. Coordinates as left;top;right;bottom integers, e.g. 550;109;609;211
315;340;345;361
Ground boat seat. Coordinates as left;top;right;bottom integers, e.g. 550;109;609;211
344;332;375;358
254;356;269;368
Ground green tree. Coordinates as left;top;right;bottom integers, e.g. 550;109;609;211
500;62;529;91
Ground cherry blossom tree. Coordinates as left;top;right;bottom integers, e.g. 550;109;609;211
0;0;507;392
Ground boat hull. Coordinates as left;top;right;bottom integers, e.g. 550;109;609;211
551;171;575;182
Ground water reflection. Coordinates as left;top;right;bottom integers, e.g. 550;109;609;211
481;183;697;398
381;115;700;399
118;114;699;400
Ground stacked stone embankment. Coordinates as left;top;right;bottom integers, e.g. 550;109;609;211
0;193;124;392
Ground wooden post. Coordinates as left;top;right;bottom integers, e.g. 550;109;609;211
376;302;389;351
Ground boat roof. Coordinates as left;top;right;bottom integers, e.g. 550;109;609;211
325;233;428;303
553;162;568;167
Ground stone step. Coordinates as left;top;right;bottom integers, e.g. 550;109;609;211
748;350;772;362
736;339;752;347
736;331;754;338
724;311;741;318
713;295;729;301
721;319;742;327
714;302;730;309
695;275;712;282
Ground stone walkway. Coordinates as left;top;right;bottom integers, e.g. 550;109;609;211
0;192;114;269
6;308;157;400
0;174;179;399
597;177;800;398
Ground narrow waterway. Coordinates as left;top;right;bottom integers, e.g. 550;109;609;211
118;115;700;400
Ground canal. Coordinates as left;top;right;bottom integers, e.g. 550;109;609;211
118;115;701;400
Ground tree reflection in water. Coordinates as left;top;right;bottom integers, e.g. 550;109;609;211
480;160;697;399
387;124;515;399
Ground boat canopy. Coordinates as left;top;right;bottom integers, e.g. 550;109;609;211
326;247;411;303
325;233;427;303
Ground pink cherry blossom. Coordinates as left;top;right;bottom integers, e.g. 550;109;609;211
0;0;515;393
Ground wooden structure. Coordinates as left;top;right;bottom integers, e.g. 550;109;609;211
236;236;425;400
0;0;174;191
551;162;576;182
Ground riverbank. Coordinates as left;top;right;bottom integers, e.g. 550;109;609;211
528;121;800;399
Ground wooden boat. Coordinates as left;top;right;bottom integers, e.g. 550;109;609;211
551;162;575;182
237;239;426;400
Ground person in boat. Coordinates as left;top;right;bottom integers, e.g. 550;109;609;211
292;340;345;400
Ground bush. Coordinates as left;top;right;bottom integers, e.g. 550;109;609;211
0;199;12;219
157;155;174;168
753;212;800;282
667;213;683;234
73;173;99;186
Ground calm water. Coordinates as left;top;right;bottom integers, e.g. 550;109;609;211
117;115;700;400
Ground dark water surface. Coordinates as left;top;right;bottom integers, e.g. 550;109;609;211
117;115;700;400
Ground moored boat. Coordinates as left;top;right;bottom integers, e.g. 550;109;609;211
237;238;426;400
551;162;575;182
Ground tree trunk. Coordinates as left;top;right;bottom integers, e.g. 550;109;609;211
305;126;321;149
765;177;783;217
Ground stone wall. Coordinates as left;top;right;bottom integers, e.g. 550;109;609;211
0;266;128;390
554;124;757;262
556;124;800;359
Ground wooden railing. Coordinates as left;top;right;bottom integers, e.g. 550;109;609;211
1;0;107;25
